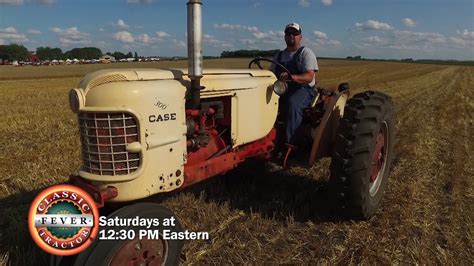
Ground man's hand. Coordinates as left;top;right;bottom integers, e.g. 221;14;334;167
287;70;315;85
279;72;292;81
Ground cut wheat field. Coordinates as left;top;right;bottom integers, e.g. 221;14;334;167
0;59;473;265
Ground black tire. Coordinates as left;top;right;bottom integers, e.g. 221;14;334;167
51;203;184;266
330;90;394;220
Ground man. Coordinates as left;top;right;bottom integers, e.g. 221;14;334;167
271;22;319;149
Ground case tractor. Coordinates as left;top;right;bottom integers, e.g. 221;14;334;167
59;0;394;264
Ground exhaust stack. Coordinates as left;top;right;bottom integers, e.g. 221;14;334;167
187;0;203;109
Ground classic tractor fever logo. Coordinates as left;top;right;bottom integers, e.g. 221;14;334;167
28;184;99;256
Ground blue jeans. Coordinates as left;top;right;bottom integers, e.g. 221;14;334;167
280;85;315;144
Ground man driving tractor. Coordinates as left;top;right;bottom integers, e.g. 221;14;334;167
270;22;319;156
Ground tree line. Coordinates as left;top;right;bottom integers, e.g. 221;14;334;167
220;49;280;58
0;43;139;61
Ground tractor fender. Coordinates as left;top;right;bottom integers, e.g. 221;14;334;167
308;91;349;166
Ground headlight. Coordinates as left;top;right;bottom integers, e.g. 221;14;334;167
272;80;288;96
68;88;85;113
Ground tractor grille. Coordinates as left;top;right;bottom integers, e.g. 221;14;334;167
78;112;140;176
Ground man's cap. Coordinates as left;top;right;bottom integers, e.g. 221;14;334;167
285;22;301;33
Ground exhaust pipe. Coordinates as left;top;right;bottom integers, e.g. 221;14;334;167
186;0;203;109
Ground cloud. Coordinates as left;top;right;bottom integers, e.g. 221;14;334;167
35;0;55;4
156;31;170;38
298;0;310;7
394;30;446;45
402;18;417;28
321;0;333;6
361;36;390;46
172;39;186;49
252;2;261;8
311;30;341;48
114;19;129;30
127;0;152;4
0;0;23;5
203;34;233;49
49;27;90;46
355;30;448;52
313;31;328;40
355;20;394;31
28;29;42;35
449;29;474;48
214;23;259;33
113;31;135;43
136;33;152;44
457;29;474;40
0;27;28;43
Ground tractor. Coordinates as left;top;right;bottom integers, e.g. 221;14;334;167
56;0;394;264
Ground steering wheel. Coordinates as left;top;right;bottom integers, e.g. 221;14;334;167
248;57;292;80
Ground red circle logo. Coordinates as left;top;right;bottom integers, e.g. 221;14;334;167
28;184;99;256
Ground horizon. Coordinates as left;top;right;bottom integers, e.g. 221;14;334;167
0;0;473;60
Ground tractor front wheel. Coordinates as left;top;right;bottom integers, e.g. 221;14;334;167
330;91;394;219
51;203;184;266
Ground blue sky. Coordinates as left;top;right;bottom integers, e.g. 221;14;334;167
0;0;473;60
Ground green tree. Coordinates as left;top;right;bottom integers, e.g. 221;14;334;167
0;44;29;61
112;51;126;60
37;47;63;60
64;47;102;60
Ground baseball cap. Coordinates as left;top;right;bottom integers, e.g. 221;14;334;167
285;22;301;33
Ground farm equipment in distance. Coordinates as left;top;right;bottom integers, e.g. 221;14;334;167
59;0;395;264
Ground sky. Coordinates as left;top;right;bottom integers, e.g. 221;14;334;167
0;0;473;60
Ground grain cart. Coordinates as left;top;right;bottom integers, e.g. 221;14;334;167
58;0;394;264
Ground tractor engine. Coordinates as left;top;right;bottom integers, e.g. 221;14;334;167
68;0;279;204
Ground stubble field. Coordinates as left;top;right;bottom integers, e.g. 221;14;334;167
0;59;473;265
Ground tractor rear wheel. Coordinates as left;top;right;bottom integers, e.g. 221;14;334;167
51;203;184;266
330;91;394;219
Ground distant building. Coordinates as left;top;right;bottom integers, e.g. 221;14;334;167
100;55;115;62
30;52;39;63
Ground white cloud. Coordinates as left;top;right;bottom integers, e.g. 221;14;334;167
457;29;474;40
321;0;333;6
240;39;256;45
156;31;170;38
172;39;186;48
313;31;328;40
35;0;55;4
49;27;90;46
136;33;152;44
355;20;394;31
449;29;474;48
0;0;23;5
28;29;42;35
252;2;261;8
394;30;446;45
361;36;390;46
114;19;129;30
311;30;341;48
0;27;28;43
113;31;135;43
203;34;233;49
298;0;310;7
214;23;259;33
127;0;151;4
402;18;417;28
355;30;449;52
327;40;341;47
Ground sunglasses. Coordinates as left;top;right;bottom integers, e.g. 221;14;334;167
285;31;301;36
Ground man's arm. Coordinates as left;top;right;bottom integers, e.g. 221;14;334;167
279;70;315;84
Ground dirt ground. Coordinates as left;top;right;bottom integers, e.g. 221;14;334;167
0;59;472;265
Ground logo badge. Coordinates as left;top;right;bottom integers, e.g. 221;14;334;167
28;184;99;256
